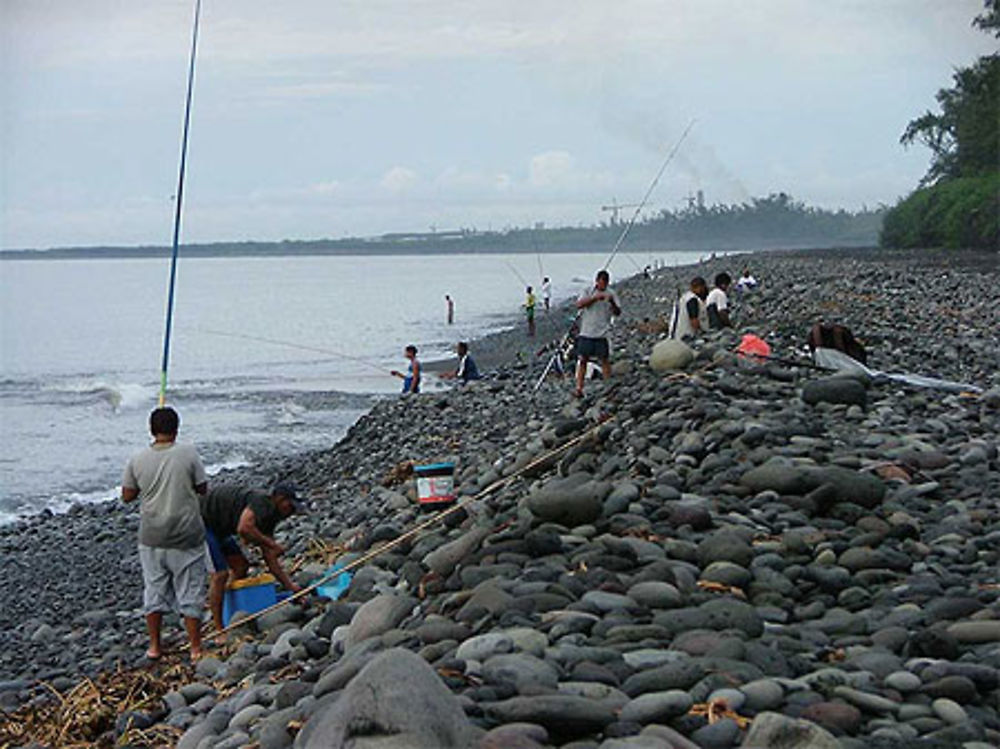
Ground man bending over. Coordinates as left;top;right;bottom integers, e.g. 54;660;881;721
201;482;304;633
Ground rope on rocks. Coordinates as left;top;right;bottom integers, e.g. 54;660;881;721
195;414;616;644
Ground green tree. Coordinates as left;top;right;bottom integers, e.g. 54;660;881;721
973;0;1000;36
900;1;999;184
882;1;999;249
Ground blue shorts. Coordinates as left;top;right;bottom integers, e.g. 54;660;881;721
576;336;609;360
205;528;242;573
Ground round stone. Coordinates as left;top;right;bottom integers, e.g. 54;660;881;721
883;671;921;693
931;697;967;725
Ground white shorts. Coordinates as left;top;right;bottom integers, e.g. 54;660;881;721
138;544;207;619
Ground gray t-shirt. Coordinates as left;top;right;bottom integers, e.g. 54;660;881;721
577;288;621;339
123;442;208;549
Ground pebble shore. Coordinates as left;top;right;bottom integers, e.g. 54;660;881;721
1;246;998;749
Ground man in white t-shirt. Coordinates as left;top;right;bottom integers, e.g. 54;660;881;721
670;276;708;340
541;277;552;311
574;269;621;397
706;272;732;329
736;267;757;293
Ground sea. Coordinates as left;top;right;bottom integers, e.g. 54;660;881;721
0;250;704;525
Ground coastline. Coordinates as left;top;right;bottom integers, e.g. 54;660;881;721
2;246;998;747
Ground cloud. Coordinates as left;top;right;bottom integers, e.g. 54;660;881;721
380;166;417;193
529;151;574;187
311;180;341;196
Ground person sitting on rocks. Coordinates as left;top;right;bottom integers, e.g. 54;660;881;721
440;341;481;383
201;482;304;634
574;269;622;397
121;406;208;662
391;345;421;394
670;276;708;339
706;272;733;329
735;267;758;292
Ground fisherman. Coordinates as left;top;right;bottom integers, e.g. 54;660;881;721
121;406;208;662
201;482;304;634
541;277;552;312
735;267;758;293
706;272;733;329
524;286;537;336
440;341;481;383
391;344;421;394
670;276;709;339
445;294;454;325
574;269;622;398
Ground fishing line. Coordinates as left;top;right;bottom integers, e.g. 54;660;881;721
197;328;394;376
504;260;530;287
602;119;695;273
533;121;695;395
158;0;203;407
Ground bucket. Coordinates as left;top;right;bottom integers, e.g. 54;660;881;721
414;462;456;506
222;573;277;627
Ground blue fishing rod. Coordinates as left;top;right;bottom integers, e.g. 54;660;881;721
159;0;203;406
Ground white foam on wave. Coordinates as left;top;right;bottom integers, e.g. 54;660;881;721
44;378;153;412
206;453;252;476
0;486;120;527
276;401;307;426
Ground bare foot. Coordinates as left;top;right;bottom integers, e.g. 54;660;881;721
144;649;162;662
190;648;204;663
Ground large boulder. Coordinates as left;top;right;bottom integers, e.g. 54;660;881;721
649;339;694;373
742;711;840;749
802;377;867;407
299;648;481;748
342;594;416;648
740;458;818;496
481;695;616;741
740;458;886;509
527;473;608;526
423;525;491;577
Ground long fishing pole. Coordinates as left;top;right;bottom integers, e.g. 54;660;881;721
602;119;695;273
504;260;530;287
533;121;696;394
159;0;203;407
197;328;394;376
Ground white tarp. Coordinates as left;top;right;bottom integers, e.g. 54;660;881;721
813;347;982;394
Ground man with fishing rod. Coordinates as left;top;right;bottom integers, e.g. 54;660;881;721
574;269;622;398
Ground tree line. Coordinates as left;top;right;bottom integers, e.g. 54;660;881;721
3;194;884;260
880;0;999;250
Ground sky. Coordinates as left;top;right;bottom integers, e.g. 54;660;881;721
1;0;995;250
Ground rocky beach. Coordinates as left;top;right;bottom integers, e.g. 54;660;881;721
1;246;998;749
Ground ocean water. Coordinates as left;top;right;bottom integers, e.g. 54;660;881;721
0;250;702;524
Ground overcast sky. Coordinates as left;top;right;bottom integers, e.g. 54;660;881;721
1;0;994;249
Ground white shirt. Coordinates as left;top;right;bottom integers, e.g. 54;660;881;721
577;287;621;338
736;274;757;291
541;281;552;300
671;290;706;339
706;287;729;329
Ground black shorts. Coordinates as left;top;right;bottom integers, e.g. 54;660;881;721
576;336;609;360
